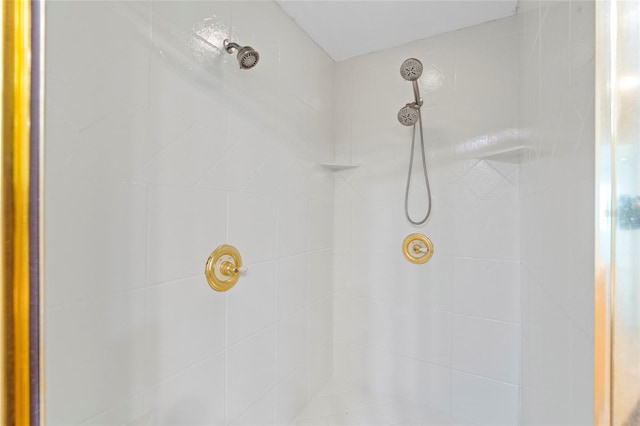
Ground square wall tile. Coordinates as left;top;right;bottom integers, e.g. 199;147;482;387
147;186;227;285
277;308;309;383
570;325;594;426
147;352;225;426
310;297;333;354
452;315;520;385
332;248;350;295
197;135;275;192
333;202;351;249
346;345;396;395
309;344;333;400
45;179;147;307
395;251;454;312
228;192;277;264
453;197;519;261
276;255;309;320
452;371;519;425
145;276;225;380
46;1;151;129
67;108;184;181
227;261;276;346
395;356;452;413
453;258;520;322
277;197;310;257
276;364;310;425
395;308;452;367
333;294;351;343
227;326;275;423
149;2;229;124
45;290;146;425
137;124;233;187
310;200;334;251
230;390;275;426
81;394;146;426
310;249;333;303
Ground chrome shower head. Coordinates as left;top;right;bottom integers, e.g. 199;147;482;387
400;58;423;81
398;105;419;126
224;39;260;70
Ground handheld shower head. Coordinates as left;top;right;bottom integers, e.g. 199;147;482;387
398;105;419;126
224;39;260;70
400;58;423;81
400;57;423;107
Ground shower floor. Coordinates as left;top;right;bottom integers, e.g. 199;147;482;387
292;379;465;426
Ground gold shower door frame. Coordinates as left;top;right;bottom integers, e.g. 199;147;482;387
596;0;640;424
1;0;43;424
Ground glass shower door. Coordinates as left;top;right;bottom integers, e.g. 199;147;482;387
596;1;640;424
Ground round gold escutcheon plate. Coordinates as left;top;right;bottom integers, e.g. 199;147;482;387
205;244;243;292
402;233;434;264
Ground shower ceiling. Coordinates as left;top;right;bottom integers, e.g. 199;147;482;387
276;0;519;61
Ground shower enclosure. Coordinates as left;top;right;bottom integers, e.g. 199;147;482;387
41;1;598;425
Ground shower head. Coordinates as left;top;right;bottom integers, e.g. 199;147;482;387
397;105;419;126
224;39;260;70
400;58;423;81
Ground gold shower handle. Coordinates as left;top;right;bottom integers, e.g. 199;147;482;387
205;244;246;292
402;233;434;264
219;261;248;276
412;244;429;254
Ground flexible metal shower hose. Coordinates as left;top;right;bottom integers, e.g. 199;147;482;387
404;109;432;225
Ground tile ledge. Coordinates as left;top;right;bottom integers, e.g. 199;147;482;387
320;163;360;171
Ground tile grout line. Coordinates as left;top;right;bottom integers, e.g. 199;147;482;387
225;191;230;425
274;195;281;424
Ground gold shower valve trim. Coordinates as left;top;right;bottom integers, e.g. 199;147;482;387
402;233;434;264
205;244;247;292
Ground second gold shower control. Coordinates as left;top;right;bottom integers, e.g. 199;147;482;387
205;244;247;292
402;233;434;264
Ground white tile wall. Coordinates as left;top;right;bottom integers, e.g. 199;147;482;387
45;290;147;424
45;178;147;307
451;371;520;425
331;15;522;425
518;1;595;424
276;255;310;320
230;390;276;426
329;3;594;423
227;327;276;422
226;261;277;346
277;197;311;257
45;1;334;424
228;192;277;264
452;315;520;385
276;364;310;425
453;259;520;322
146;185;228;284
45;0;595;424
145;276;226;381
276;308;310;383
147;352;226;426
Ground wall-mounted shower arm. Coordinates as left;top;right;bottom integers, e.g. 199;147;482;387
223;40;242;53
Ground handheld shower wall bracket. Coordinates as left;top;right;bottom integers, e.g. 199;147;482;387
398;105;419;127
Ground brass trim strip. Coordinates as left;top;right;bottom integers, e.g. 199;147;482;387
0;3;6;420
2;0;33;424
594;0;615;423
